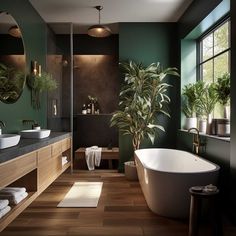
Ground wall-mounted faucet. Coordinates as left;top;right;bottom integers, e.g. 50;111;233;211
22;120;40;130
188;127;205;155
0;120;6;135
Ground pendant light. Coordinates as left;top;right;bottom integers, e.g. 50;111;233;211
88;6;112;38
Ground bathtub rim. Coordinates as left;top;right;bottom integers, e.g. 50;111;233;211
134;148;220;174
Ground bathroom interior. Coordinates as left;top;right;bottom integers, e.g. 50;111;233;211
0;0;236;235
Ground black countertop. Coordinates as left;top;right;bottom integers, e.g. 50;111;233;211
0;132;71;164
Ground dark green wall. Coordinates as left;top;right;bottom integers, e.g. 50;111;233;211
177;0;234;219
0;0;47;133
118;23;179;171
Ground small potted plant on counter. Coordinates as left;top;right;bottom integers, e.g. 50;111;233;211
182;83;198;130
110;61;179;180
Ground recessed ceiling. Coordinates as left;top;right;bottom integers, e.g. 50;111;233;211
29;0;193;34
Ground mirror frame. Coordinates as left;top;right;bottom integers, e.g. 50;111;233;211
0;11;26;104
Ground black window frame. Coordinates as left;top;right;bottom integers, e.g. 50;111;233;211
197;16;231;82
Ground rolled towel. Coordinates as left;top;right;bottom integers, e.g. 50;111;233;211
0;200;9;210
0;187;26;194
0;191;25;199
9;192;28;205
0;206;11;219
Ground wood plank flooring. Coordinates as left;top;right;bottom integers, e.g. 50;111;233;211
1;170;236;236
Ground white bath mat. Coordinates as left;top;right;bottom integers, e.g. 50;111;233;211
57;182;103;208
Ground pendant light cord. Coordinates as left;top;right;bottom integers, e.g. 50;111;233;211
99;8;101;24
95;6;103;25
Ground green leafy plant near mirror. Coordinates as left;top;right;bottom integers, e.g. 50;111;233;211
0;63;25;103
27;72;57;109
110;61;179;152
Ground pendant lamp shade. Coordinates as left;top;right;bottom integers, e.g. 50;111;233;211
88;6;112;37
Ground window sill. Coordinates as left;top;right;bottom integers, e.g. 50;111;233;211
179;129;230;143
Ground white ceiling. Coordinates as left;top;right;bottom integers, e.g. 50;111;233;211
29;0;192;34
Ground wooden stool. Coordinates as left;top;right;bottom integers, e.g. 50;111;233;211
189;186;222;236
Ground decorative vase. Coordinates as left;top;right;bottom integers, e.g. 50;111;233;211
198;119;207;133
124;161;138;181
184;117;197;130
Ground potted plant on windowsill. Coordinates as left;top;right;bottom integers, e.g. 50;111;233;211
214;72;230;119
110;61;179;180
182;83;198;130
195;81;218;134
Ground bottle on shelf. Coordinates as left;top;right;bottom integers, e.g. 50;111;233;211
82;104;87;114
94;101;100;114
91;102;95;114
87;103;91;114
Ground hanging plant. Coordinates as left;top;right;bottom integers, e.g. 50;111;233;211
27;72;57;109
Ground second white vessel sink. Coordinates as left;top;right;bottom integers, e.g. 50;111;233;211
0;134;21;149
20;129;51;139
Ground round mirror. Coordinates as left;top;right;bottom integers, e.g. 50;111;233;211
0;11;26;103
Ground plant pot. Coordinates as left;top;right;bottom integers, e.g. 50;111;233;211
224;105;230;119
198;119;207;133
124;161;138;181
217;119;230;137
206;115;212;135
184;117;197;130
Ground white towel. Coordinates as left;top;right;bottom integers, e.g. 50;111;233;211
0;190;25;198
62;156;67;161
62;159;68;166
0;200;9;210
85;146;102;171
0;187;26;194
0;206;11;219
94;149;102;167
10;192;28;205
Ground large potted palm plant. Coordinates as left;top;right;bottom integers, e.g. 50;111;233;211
110;61;179;180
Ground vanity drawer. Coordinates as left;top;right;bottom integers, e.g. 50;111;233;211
61;138;71;152
0;151;37;187
37;145;52;164
51;141;62;157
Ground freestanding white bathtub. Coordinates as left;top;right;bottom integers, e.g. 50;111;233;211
135;148;220;219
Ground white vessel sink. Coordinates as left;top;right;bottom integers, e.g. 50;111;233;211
20;129;51;139
0;134;21;149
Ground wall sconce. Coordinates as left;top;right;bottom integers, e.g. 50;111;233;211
52;99;58;116
31;61;42;77
8;25;21;38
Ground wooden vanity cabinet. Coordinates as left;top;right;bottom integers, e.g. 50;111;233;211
0;136;71;232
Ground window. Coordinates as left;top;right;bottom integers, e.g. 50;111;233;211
198;19;230;117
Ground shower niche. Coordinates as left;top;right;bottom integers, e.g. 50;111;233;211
73;54;119;154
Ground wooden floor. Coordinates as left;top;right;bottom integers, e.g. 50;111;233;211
1;170;236;236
